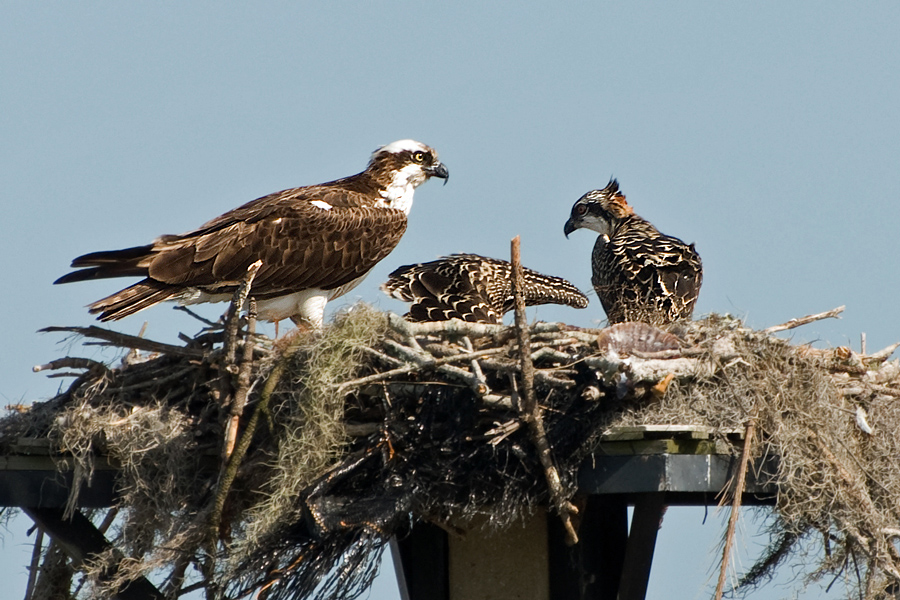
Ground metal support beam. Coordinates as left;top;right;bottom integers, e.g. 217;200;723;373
392;522;449;600
617;493;667;600
23;507;165;600
548;495;628;600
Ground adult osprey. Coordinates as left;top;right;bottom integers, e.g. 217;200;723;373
382;254;589;324
56;140;449;327
564;179;702;326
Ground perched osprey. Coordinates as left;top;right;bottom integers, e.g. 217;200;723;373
563;179;702;326
382;254;589;324
56;140;448;327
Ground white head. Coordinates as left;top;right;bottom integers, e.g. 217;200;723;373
367;139;449;214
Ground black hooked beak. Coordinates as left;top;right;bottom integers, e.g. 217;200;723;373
427;162;449;185
563;217;576;238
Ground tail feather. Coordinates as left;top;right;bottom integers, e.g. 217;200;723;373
56;245;154;284
88;279;179;321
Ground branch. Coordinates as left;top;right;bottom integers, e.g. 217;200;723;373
715;417;757;600
510;236;579;545
387;312;572;339
336;343;509;393
223;260;262;366
32;357;110;376
763;306;845;334
223;297;257;460
205;330;306;569
39;326;206;358
867;342;900;363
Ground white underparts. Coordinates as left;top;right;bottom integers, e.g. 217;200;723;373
179;274;371;328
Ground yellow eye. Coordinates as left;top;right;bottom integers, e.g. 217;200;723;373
413;151;425;163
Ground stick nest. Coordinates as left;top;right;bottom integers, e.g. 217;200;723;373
4;305;900;600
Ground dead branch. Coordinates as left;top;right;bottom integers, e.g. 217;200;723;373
223;260;263;367
223;298;258;460
867;342;900;363
764;306;845;334
40;326;206;359
387;313;508;338
336;343;509;393
715;417;757;600
205;330;307;569
511;236;579;546
32;357;111;375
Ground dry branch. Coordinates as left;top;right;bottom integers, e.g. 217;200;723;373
763;305;845;334
224;298;257;460
715;417;757;600
39;326;207;358
510;235;579;546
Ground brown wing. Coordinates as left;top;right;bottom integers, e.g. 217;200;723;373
181;180;383;235
148;203;407;297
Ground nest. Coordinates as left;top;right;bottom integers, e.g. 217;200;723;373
4;301;900;600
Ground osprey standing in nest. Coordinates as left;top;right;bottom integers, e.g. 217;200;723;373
56;140;449;328
563;179;702;326
382;254;589;324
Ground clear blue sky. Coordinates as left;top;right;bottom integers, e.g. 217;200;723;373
2;3;899;599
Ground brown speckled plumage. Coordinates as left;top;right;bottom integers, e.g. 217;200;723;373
382;254;589;324
564;179;702;326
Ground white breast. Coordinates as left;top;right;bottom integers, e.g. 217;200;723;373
380;163;426;215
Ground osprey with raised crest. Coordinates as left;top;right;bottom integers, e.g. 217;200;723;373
564;179;702;326
56;140;448;327
382;254;589;324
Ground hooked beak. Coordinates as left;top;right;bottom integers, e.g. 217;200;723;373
564;218;577;238
427;162;450;185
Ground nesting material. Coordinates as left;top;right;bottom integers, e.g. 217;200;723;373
4;305;900;600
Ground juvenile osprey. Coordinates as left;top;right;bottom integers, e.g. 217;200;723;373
382;254;589;324
564;179;702;326
56;140;448;327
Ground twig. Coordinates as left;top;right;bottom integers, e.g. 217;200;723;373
223;298;257;460
479;358;575;388
40;326;206;358
763;306;845;334
32;357;110;376
205;330;307;574
174;305;221;327
383;339;488;395
388;313;508;337
223;260;262;366
510;236;579;545
867;342;900;363
868;383;900;399
463;336;491;396
358;345;405;368
387;312;569;339
213;262;261;461
714;417;757;600
336;344;509;392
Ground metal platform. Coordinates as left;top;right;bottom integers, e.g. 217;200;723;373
1;426;775;600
